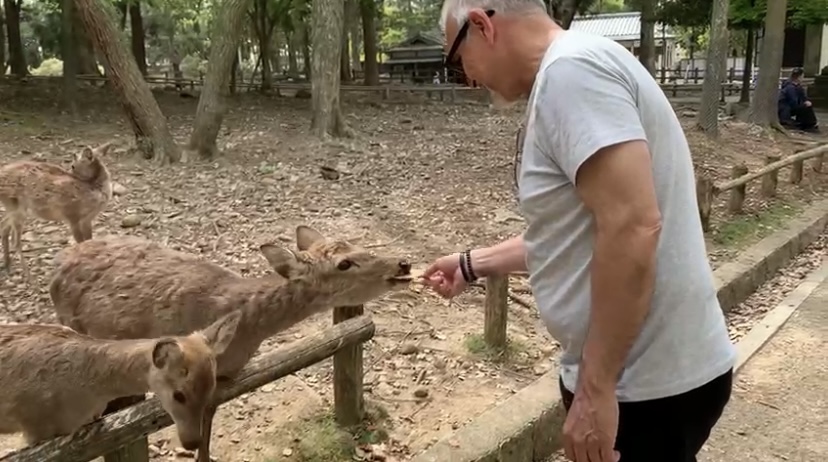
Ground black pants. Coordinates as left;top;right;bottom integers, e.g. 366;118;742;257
791;106;818;130
559;369;733;462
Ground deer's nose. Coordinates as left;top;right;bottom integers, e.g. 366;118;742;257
398;260;412;273
181;438;201;451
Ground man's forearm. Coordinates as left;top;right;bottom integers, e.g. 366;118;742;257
469;235;527;277
578;222;661;391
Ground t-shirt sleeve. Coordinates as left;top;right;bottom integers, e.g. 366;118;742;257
533;55;648;185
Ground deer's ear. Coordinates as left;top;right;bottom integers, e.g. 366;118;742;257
260;244;302;278
200;310;242;356
295;225;325;251
152;339;184;369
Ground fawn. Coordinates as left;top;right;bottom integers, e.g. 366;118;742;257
0;142;113;279
0;310;240;450
48;224;413;462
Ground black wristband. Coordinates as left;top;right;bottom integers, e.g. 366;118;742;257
465;249;479;281
458;252;472;283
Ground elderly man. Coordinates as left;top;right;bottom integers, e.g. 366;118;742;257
420;1;737;461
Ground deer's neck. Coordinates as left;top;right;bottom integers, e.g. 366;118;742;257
242;276;337;340
86;339;155;399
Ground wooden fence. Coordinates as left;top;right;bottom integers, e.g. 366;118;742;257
18;74;740;103
477;143;828;352
0;310;373;462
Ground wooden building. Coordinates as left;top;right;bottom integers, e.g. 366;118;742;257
381;31;467;84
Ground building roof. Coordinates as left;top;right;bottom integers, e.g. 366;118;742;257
570;12;675;42
388;30;444;51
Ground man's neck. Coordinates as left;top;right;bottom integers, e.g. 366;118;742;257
510;20;563;94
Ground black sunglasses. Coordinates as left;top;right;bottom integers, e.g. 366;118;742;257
444;9;496;69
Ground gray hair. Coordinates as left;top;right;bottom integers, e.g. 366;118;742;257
439;0;546;34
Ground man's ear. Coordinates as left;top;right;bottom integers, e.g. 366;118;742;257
467;8;495;42
260;244;303;278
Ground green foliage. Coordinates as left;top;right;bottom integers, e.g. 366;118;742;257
658;0;828;30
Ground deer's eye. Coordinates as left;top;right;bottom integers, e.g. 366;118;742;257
173;391;187;404
337;259;353;271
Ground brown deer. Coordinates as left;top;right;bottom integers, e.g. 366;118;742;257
48;225;413;462
0;310;240;451
0;142;113;279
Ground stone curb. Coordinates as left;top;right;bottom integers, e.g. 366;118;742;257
410;198;828;462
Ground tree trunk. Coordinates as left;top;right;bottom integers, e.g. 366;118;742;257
302;24;311;79
129;1;147;75
0;5;6;78
188;0;252;160
348;0;361;75
116;1;127;29
75;0;180;163
287;30;299;78
61;0;78;112
748;0;788;127
74;7;99;76
638;0;656;75
271;27;281;75
359;0;379;85
696;0;730;136
4;0;26;76
310;0;349;138
551;0;578;29
739;27;755;104
340;11;351;83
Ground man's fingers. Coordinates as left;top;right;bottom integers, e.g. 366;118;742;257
421;262;441;279
563;439;576;461
574;443;590;462
586;440;603;462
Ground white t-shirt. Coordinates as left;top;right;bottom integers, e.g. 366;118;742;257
518;30;737;402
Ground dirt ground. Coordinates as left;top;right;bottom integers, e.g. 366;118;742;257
0;79;826;461
701;269;828;462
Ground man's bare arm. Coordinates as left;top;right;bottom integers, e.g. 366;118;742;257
575;139;662;393
469;235;528;277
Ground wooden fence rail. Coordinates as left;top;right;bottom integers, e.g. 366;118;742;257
477;143;828;352
0;315;375;462
16;74;740;103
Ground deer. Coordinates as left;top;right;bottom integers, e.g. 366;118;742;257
48;225;413;462
0;142;113;280
0;310;240;451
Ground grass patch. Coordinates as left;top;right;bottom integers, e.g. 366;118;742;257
713;201;802;248
463;332;527;363
277;401;391;462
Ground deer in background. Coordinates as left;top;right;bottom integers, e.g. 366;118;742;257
0;142;113;280
48;225;413;462
0;310;240;451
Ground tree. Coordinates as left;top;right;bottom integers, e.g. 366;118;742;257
4;0;26;76
748;0;788;128
310;0;349;137
75;0;180;163
188;0;252;159
638;0;656;75
129;1;147;75
696;0;731;136
0;5;6;77
360;0;379;85
61;0;78;112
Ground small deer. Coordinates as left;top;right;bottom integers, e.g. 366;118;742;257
0;142;113;279
0;310;240;450
48;225;413;462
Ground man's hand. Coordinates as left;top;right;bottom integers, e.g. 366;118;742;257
563;384;620;462
421;253;467;298
805;100;812;107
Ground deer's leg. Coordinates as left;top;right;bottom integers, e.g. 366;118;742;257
1;218;10;272
68;220;86;244
196;405;217;462
79;218;94;241
10;216;29;282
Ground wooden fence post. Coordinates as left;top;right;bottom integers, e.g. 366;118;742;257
333;305;365;427
728;164;748;213
790;157;804;184
102;396;149;462
696;175;714;232
813;152;825;173
761;154;781;197
484;275;509;350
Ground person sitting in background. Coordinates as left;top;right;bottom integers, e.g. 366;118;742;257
778;68;819;133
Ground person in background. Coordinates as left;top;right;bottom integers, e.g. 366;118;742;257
422;0;737;461
778;67;820;133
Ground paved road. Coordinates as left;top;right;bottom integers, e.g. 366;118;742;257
546;260;828;462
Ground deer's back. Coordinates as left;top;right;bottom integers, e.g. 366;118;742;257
50;235;244;340
0;324;108;439
0;161;108;222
